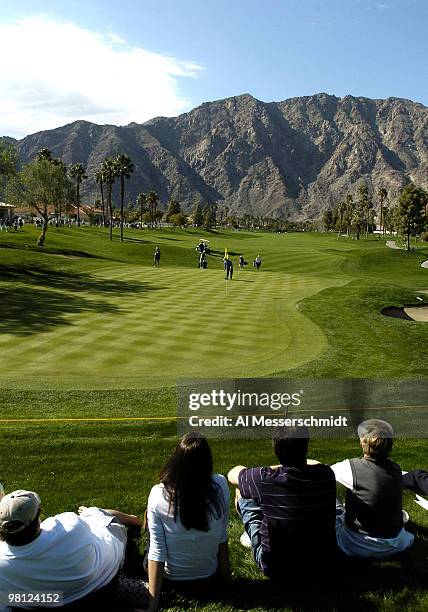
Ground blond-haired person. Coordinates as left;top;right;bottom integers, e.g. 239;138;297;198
332;419;414;558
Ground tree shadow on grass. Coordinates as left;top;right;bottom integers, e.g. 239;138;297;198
0;285;123;336
0;266;165;335
120;236;151;244
0;263;165;296
0;242;103;259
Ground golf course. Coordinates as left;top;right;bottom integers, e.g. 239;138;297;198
0;225;427;611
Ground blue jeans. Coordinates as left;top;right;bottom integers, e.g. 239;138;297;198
237;497;263;570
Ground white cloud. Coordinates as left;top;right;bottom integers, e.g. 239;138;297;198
0;16;204;138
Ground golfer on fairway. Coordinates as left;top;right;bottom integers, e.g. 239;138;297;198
254;255;262;270
224;257;233;280
153;246;161;268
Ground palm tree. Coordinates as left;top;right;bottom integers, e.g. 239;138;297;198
37;148;53;162
378;187;388;238
146;190;159;229
351;202;365;240
114;154;134;242
345;193;353;236
356;184;371;238
69;163;87;227
101;158;117;240
95;169;106;226
337;201;346;239
136;192;147;228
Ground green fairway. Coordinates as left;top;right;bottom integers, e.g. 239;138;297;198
0;226;427;610
0;225;427;388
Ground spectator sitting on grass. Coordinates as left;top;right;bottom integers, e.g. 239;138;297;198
146;432;230;612
0;490;148;611
227;425;338;583
331;419;415;558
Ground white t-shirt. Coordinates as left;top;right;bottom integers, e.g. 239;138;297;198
147;474;229;581
331;460;414;557
0;508;126;611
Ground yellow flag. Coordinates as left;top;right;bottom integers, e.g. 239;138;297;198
224;247;228;259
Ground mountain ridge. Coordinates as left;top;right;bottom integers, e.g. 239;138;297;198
2;92;427;218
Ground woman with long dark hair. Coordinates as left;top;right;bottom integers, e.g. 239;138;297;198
146;432;230;611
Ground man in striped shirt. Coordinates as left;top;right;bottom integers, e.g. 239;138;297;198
227;425;337;581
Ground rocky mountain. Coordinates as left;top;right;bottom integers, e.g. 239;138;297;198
3;93;428;219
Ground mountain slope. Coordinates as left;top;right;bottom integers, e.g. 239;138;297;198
6;93;428;218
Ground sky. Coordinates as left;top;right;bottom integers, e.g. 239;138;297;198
0;0;427;139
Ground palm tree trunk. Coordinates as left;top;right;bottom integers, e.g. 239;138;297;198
100;180;105;226
337;212;342;240
108;183;113;241
77;179;81;228
120;175;124;243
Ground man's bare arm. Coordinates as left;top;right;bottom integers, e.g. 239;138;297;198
227;465;247;486
101;508;142;527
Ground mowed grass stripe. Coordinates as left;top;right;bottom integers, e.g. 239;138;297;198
1;226;427;388
0;266;342;381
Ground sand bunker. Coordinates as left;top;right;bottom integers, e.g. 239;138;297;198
382;306;428;322
403;307;428;321
422;260;428;269
386;240;401;250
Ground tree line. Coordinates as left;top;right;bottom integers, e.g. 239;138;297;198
323;182;428;250
1;140;426;249
0;144;222;245
1;145;141;246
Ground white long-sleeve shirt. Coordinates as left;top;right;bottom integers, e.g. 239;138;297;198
147;474;229;581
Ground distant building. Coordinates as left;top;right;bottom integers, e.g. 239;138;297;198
66;204;104;223
0;202;15;220
13;206;33;222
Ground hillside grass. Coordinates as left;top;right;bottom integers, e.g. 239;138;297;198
0;225;427;610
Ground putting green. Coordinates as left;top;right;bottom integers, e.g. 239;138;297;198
0;264;346;388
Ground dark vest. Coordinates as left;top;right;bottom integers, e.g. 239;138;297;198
345;457;403;538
